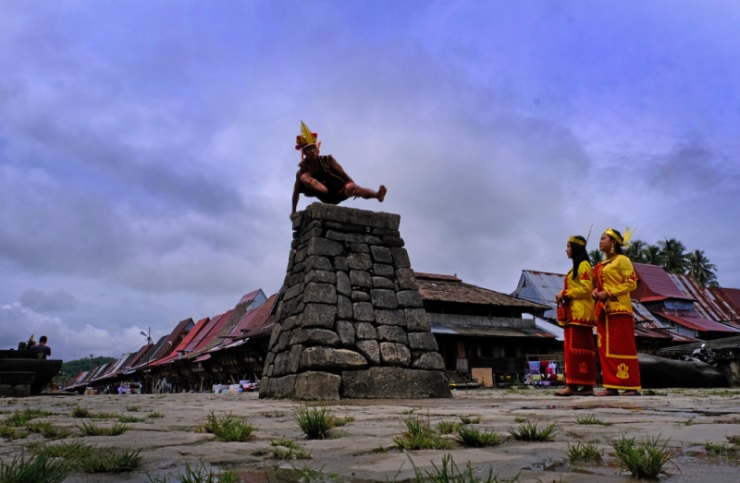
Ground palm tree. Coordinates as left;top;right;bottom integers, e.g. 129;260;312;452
686;249;718;287
589;249;603;264
658;238;688;274
625;239;647;262
642;244;663;265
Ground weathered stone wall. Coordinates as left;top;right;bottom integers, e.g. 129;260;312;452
260;203;450;400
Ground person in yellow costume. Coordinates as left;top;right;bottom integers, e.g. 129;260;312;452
592;227;641;396
291;121;386;218
554;235;596;396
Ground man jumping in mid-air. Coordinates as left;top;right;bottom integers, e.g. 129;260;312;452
291;121;386;218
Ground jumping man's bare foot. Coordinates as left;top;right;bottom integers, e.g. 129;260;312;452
377;185;387;202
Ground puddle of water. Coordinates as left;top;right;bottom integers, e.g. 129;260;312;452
522;457;567;472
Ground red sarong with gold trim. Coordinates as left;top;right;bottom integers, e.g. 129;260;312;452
596;312;641;390
563;324;596;386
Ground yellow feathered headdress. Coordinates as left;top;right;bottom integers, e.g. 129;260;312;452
605;227;636;247
295;121;318;151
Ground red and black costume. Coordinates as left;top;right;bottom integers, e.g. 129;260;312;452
297;155;352;205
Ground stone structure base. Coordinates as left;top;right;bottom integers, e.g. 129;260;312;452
260;203;450;400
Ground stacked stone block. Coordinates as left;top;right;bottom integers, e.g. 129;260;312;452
260;203;450;400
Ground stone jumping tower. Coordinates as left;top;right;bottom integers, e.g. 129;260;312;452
260;203;450;400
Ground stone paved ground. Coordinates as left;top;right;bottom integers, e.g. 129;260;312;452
1;388;739;482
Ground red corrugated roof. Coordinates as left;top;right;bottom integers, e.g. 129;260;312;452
151;316;210;366
655;311;740;334
633;263;695;302
670;275;740;330
224;293;278;343
709;287;740;328
237;289;261;306
145;318;194;363
716;287;740;309
184;309;234;358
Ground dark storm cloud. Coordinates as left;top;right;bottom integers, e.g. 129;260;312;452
0;167;132;274
649;136;739;193
20;288;77;312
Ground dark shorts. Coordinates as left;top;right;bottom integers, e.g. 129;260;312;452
307;179;351;205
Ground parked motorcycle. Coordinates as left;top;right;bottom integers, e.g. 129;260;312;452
684;343;716;366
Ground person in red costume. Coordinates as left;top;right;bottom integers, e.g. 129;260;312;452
592;227;641;396
554;235;597;397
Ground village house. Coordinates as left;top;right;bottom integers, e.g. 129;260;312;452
415;272;557;387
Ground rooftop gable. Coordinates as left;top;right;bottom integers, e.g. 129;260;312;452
633;263;695;303
416;272;548;311
512;270;564;308
151;316;210;366
225;293;279;343
185;310;235;357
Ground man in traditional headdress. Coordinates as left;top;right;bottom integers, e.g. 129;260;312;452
291;121;387;217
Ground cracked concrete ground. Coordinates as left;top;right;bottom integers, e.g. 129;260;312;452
1;388;739;482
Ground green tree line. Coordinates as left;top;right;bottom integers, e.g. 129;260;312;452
588;238;719;288
56;356;116;386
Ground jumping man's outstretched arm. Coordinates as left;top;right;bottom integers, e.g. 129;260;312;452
291;177;301;217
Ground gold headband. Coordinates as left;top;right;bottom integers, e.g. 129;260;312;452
568;236;586;246
605;227;636;247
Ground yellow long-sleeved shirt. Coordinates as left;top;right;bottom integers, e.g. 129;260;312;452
595;254;637;315
558;260;596;326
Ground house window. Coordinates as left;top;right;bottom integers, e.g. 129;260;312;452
479;342;493;358
505;345;517;358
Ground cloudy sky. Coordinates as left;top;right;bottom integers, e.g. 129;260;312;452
2;1;739;361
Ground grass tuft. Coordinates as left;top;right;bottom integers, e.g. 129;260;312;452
436;420;462;435
567;441;603;463
3;408;54;427
33;440;141;474
25;421;72;440
260;411;285;418
508;419;557;441
406;452;506;483
72;406;91;418
197;412;255;442
77;448;142;473
125;404;141;412
459;415;481;425
118;415;146;423
455;425;503;448
293;405;337;440
0;452;69;483
393;415;451;450
611;434;675;479
34;440;93;459
575;414;613;426
0;424;28;440
269;437;312;460
146;462;240;483
333;415;354;427
703;442;736;457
